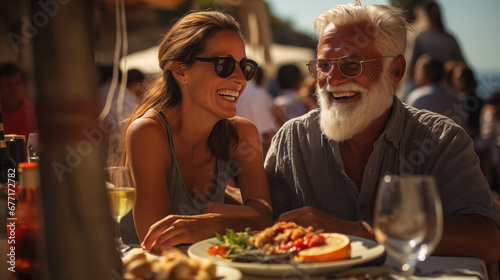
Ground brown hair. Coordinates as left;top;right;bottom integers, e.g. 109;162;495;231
125;10;242;160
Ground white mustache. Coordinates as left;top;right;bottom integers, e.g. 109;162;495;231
320;83;368;94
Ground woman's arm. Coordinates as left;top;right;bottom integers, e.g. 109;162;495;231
126;116;172;242
231;117;273;227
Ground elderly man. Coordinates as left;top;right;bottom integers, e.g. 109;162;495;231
264;0;500;264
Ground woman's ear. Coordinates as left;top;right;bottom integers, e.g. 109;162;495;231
170;62;188;85
391;55;406;85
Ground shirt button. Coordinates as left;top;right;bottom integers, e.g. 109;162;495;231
360;202;365;209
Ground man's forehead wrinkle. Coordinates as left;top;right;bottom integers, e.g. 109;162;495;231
318;21;379;60
318;41;362;59
317;44;332;57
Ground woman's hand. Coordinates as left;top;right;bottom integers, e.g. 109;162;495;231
142;202;269;254
141;213;221;254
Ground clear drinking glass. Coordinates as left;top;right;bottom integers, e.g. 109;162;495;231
373;175;443;279
27;132;39;163
105;166;136;254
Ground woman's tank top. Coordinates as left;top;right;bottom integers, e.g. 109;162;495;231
120;111;239;245
151;110;238;215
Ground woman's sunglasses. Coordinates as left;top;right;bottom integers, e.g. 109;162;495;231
194;57;258;81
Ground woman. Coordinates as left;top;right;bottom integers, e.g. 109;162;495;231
124;11;273;253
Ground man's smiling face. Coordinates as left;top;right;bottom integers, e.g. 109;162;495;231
315;22;395;142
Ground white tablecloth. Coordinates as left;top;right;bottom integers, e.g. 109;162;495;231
239;256;487;280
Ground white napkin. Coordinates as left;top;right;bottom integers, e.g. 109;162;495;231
412;256;487;280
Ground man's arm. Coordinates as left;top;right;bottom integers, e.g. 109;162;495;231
277;206;375;240
435;214;500;264
279;207;500;264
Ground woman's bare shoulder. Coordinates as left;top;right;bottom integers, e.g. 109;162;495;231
228;116;261;157
128;113;165;135
126;113;169;150
126;112;171;168
228;116;259;137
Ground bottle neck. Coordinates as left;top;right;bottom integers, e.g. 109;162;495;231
0;127;15;166
0;140;8;155
0;121;8;151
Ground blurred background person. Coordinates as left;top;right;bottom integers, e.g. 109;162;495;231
97;66;140;125
482;90;500;141
406;54;467;127
481;89;500;205
402;1;466;100
126;69;146;101
273;64;308;125
410;2;465;66
0;62;36;142
446;62;494;199
236;66;276;156
297;76;319;111
97;65;140;166
443;59;461;90
451;62;484;140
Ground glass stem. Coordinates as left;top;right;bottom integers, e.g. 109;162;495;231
115;219;123;248
401;261;417;279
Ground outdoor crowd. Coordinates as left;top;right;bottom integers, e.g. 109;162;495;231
2;0;499;270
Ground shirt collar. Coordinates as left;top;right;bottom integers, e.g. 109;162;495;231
381;96;405;149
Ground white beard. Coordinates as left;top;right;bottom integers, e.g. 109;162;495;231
317;67;394;142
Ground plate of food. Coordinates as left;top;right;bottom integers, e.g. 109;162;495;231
187;222;385;277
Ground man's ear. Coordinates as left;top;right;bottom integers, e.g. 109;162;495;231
391;55;406;85
170;62;188;85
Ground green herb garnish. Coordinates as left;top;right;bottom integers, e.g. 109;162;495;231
215;228;255;255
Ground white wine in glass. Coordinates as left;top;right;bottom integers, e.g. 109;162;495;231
107;187;136;221
374;175;443;278
105;166;136;253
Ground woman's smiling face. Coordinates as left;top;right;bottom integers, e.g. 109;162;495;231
182;30;248;120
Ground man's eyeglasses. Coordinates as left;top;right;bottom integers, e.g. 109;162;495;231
193;57;258;81
306;56;395;80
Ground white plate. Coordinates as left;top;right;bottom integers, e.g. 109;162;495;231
216;265;243;280
188;235;385;277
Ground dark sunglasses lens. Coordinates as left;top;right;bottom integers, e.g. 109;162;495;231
240;60;257;81
215;57;235;78
338;57;362;77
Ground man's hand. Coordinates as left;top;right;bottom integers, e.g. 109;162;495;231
278;206;375;239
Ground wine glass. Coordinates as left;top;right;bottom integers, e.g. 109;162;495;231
105;166;136;254
373;175;443;279
27;132;39;163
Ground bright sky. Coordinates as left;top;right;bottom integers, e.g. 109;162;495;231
265;0;500;74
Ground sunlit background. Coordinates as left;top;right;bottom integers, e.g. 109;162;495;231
1;0;499;98
267;0;500;97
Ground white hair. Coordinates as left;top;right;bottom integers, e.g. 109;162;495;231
314;0;413;56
